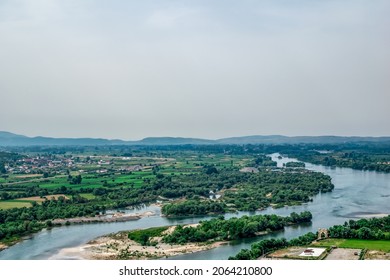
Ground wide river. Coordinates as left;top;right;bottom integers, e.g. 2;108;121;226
1;153;389;260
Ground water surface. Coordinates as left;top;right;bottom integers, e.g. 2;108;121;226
1;153;389;259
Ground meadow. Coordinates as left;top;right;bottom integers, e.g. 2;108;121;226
314;238;390;252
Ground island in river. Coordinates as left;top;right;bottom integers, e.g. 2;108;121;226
53;211;313;259
55;213;390;260
54;226;228;260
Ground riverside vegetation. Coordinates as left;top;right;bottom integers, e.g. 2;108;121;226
272;143;390;173
1;142;388;249
229;215;390;260
110;211;313;259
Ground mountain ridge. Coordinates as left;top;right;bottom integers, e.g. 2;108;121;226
1;131;390;146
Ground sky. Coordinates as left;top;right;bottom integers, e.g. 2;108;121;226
0;0;389;140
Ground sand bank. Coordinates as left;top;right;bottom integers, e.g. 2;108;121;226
51;226;227;260
0;242;8;252
52;211;155;225
354;213;389;219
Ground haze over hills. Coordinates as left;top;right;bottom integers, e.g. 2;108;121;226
1;131;390;147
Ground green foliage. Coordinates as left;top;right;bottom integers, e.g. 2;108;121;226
328;216;390;240
162;200;226;216
254;155;277;167
315;238;390;252
0;162;6;174
341;239;390;252
282;145;390;173
162;212;312;244
285;161;305;168
68;174;82;185
128;226;169;246
229;238;289;260
0;198;106;241
230;215;390;260
229;232;317;260
220;170;333;210
288;232;317;246
204;165;218;175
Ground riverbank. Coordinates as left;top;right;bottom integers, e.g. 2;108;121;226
353;213;389;219
0;243;8;252
52;211;155;225
3;154;390;260
0;210;156;254
51;225;228;260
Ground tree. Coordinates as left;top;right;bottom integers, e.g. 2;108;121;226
242;222;258;237
0;162;6;174
140;233;149;246
1;192;10;200
204;166;218;175
357;227;374;239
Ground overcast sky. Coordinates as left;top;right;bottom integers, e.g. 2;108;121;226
1;0;389;140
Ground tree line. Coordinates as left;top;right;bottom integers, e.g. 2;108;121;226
229;232;317;260
329;216;390;240
162;211;312;244
229;215;390;260
162;200;226;216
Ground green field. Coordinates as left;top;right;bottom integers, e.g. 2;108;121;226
0;200;32;210
79;193;96;200
1;171;156;190
341;239;390;252
314;238;390;252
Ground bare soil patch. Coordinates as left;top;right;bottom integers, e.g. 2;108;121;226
364;250;390;260
266;246;327;260
0;242;8;251
325;248;360;260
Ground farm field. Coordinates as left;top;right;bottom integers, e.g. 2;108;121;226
0;145;334;247
0;200;32;210
313;238;390;252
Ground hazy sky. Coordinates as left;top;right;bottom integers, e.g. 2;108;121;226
1;0;389;140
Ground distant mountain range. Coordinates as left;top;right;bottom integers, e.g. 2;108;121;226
0;131;390;146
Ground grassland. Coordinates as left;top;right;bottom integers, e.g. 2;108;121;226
313;238;390;252
0;194;71;209
0;200;32;210
79;193;96;200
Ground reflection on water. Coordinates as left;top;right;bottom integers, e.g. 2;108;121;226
1;153;389;260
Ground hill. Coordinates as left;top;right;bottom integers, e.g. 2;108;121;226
1;131;390;146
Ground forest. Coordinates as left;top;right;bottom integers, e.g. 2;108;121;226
275;143;390;173
162;200;226;216
156;211;312;244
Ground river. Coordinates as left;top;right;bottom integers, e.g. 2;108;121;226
1;153;389;260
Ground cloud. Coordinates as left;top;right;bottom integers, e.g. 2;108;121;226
0;0;389;138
